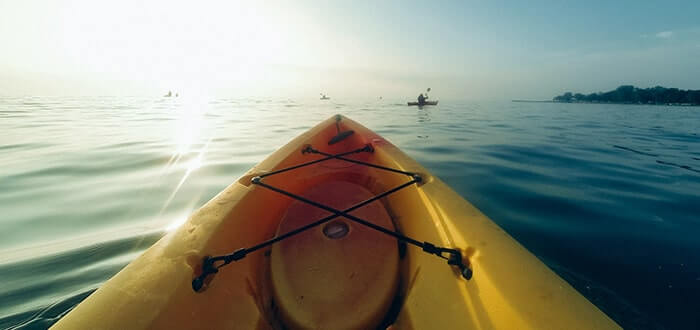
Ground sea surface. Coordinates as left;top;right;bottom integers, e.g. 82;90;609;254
1;97;699;329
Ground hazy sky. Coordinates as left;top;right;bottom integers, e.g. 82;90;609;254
1;0;699;99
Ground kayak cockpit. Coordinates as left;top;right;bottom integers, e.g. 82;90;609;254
267;180;400;329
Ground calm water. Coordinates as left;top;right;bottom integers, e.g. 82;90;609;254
1;97;699;329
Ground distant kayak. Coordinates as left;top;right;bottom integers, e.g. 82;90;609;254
407;100;438;106
320;96;330;100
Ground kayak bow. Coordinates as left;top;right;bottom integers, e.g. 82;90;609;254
52;115;618;330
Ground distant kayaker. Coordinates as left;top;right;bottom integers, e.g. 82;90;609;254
417;93;427;105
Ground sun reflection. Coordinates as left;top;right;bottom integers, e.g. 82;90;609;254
173;93;209;154
165;215;189;232
155;93;214;232
186;155;203;172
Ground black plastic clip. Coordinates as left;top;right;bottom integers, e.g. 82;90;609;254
422;242;472;280
447;249;473;280
192;249;249;292
301;144;315;154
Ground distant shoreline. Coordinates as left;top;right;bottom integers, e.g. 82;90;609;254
552;85;700;107
512;100;699;107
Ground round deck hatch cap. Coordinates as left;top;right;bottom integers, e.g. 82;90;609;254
323;221;349;239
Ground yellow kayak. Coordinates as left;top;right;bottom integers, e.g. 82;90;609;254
52;115;619;329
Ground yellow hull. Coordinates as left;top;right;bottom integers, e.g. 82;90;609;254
52;115;619;329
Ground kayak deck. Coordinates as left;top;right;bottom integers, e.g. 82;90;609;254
52;115;618;329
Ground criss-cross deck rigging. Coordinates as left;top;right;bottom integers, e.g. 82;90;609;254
192;144;472;292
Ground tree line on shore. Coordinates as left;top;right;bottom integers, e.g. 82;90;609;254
553;85;700;105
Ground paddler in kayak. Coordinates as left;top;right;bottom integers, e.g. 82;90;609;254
417;93;427;106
